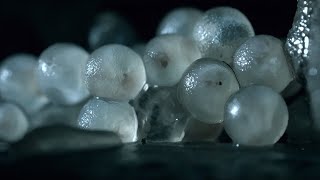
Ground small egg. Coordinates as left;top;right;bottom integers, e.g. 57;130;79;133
0;103;29;142
88;12;136;50
85;44;146;101
37;43;90;105
29;103;83;131
233;35;293;92
224;85;288;146
183;118;223;142
133;86;189;142
157;7;203;37
77;98;138;143
178;58;239;124
192;6;254;64
0;54;49;114
143;34;201;86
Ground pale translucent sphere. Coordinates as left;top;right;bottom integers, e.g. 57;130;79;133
224;85;288;146
192;6;254;64
233;35;293;92
88;12;136;50
143;34;201;86
133;86;188;142
183;118;223;142
0;103;29;142
29;103;83;130
37;43;90;105
85;44;146;101
178;58;239;124
157;7;203;37
77;98;138;143
0;54;49;114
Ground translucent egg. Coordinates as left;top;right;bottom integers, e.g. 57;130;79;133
37;43;90;105
143;34;201;86
77;98;138;143
183;118;223;142
224;85;288;146
85;44;146;101
133;86;189;142
192;6;254;64
178;58;239;124
157;7;203;37
0;54;49;114
88;12;136;50
29;103;83;131
233;35;293;92
0;103;29;142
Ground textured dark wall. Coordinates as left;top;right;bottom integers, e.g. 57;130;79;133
0;0;296;60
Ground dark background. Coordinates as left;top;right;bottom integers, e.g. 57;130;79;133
0;0;296;60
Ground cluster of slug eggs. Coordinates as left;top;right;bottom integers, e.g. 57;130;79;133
0;6;294;146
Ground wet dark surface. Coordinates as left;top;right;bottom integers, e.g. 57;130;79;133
1;143;320;179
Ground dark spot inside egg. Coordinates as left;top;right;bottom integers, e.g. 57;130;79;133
204;80;223;86
160;59;168;68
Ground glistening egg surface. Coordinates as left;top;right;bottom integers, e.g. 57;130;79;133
192;6;254;64
178;58;239;124
37;43;89;105
77;98;138;143
0;54;49;114
224;85;288;146
233;35;293;92
85;44;146;101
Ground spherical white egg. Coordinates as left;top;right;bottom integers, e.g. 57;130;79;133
143;34;201;86
157;7;203;37
178;58;239;124
77;98;138;143
37;43;90;105
192;6;254;64
0;54;49;114
224;85;288;146
0;103;29;142
85;44;146;101
233;35;293;92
